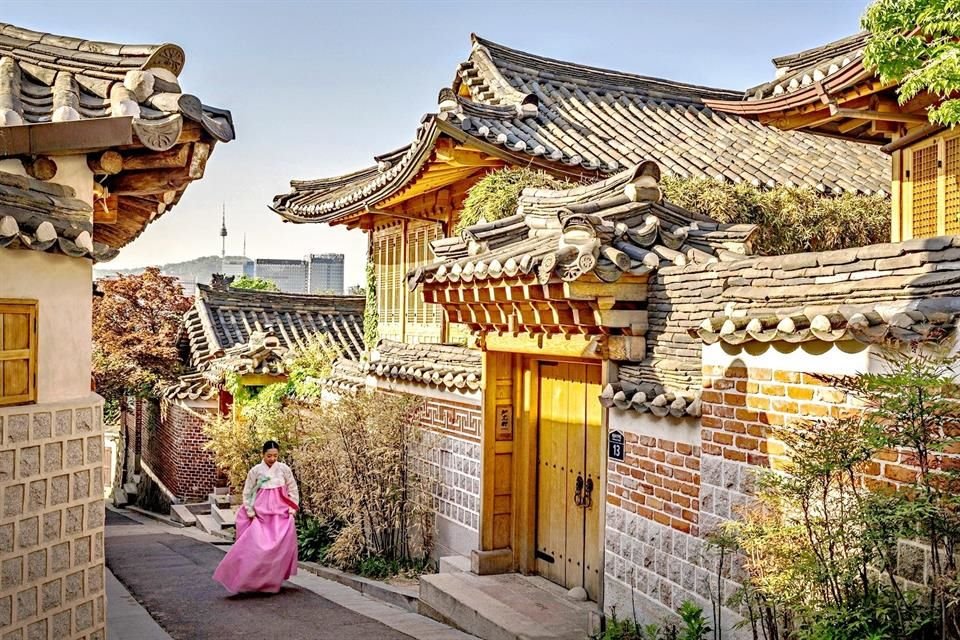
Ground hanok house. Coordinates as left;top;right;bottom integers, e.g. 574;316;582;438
122;282;365;505
0;22;233;640
272;35;890;581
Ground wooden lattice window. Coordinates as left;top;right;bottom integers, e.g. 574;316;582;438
946;137;960;235
912;144;938;238
406;220;443;342
372;224;403;341
0;300;37;407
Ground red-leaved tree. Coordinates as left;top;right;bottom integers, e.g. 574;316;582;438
92;267;192;408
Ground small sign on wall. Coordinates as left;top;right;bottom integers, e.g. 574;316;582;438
496;405;513;441
608;430;625;461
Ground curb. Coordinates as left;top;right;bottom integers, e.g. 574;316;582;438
122;506;185;528
297;561;420;613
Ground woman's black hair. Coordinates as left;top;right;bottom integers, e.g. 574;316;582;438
262;440;281;453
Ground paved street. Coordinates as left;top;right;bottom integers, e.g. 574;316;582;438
105;510;469;640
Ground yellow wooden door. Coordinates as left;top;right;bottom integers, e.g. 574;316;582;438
535;361;602;600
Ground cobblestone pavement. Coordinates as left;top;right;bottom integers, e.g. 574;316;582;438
105;510;416;640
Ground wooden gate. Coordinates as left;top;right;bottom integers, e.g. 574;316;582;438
535;361;602;600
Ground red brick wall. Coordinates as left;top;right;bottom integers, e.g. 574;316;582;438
699;364;954;490
133;398;219;502
607;434;701;535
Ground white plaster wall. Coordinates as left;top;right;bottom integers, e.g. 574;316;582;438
0;154;95;403
608;409;701;447
0;249;93;402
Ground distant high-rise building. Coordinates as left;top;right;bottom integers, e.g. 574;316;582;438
222;256;254;278
255;258;307;293
306;254;344;295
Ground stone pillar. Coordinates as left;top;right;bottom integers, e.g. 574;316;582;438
0;396;106;640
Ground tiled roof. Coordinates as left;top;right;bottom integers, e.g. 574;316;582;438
166;285;365;400
0;23;234;146
410;162;755;288
323;358;367;393
0;170;118;261
746;32;869;101
693;303;959;347
367;340;481;391
272;34;890;224
601;369;702;418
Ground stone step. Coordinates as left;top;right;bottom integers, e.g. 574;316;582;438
211;505;237;528
208;493;231;508
439;555;471;574
195;514;222;536
169;505;197;527
123;482;138;497
419;572;596;640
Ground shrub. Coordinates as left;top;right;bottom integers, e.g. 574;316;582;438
296;513;339;564
455;167;577;234
660;177;890;255
291;390;432;572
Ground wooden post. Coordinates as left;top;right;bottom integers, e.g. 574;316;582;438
87;151;123;175
22;156;57;181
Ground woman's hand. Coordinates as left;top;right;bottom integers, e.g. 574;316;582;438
287;508;296;518
245;506;256;518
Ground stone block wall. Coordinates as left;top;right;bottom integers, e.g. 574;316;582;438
374;385;482;558
0;396;106;640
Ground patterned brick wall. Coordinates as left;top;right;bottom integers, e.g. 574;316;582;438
0;398;106;640
607;434;700;536
135;398;219;503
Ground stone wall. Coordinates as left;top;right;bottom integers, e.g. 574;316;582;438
0;396;106;640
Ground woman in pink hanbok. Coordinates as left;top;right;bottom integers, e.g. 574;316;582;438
213;440;300;594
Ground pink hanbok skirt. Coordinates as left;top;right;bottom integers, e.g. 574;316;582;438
213;487;298;593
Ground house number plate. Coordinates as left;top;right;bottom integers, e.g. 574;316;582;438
608;430;625;461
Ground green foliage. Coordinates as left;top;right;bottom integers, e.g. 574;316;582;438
863;0;960;126
660;177;890;255
204;335;338;490
230;276;279;291
455;168;577;234
296;513;339;564
714;352;960;639
592;602;707;640
357;555;431;580
364;260;378;349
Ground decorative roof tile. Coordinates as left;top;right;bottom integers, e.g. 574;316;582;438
0;23;234;147
409;162;756;289
0;170;117;261
273;34;889;223
746;32;869;101
366;340;481;391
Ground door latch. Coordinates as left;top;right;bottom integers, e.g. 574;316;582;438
574;473;584;506
583;477;594;509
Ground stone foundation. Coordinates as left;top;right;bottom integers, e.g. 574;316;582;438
0;395;106;640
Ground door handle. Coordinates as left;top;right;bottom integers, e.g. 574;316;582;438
574;473;584;506
583;477;594;509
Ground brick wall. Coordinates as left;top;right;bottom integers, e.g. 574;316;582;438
607;434;700;537
0;397;106;640
133;398;219;503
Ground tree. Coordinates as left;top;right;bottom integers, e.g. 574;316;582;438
230;275;279;291
863;0;960;126
92;267;192;407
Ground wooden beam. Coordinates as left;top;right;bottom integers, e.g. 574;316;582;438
120;144;190;171
87;150;123;175
93;195;118;224
108;168;191;196
0;117;132;157
22;156;56;181
829;104;929;125
484;333;605;359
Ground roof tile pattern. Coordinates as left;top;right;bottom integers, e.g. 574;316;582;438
367;340;481;391
273;35;889;223
0;22;234;148
166;286;365;400
0;170;117;261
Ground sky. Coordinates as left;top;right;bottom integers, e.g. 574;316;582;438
6;0;870;288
